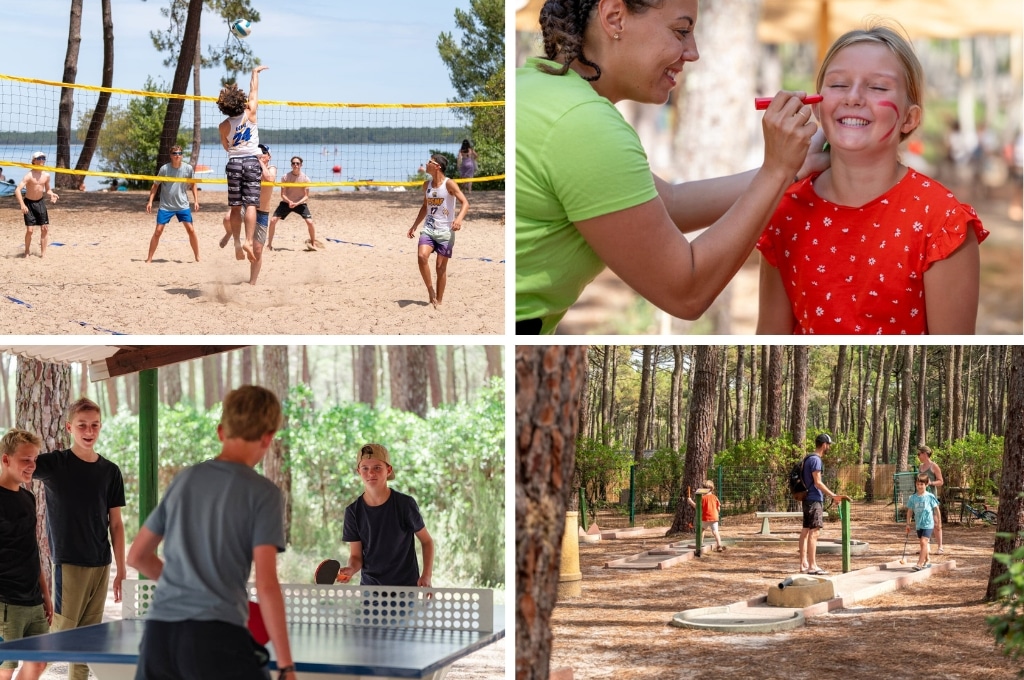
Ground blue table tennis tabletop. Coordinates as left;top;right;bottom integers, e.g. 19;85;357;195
0;606;504;679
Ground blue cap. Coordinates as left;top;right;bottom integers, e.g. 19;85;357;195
258;144;270;155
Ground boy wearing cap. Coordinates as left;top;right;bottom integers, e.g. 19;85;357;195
337;444;434;587
15;152;59;257
145;145;200;263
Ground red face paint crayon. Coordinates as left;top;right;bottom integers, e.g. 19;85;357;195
754;94;823;110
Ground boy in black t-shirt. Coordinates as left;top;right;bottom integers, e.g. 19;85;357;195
337;444;434;587
0;428;51;680
33;398;125;680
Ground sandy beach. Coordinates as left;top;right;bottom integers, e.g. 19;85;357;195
0;189;505;335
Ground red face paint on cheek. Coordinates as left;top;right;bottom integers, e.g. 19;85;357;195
879;100;899;141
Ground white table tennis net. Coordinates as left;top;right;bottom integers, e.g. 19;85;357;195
122;581;494;633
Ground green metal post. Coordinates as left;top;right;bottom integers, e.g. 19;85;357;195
138;369;159;528
629;464;636;528
841;498;852;573
578;487;588;530
694;491;704;556
717;465;724;524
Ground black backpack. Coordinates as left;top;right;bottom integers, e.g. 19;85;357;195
788;456;810;500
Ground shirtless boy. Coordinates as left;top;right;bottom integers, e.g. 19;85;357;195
15;152;59;258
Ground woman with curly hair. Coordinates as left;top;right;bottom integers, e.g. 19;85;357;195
218;65;268;263
515;0;826;334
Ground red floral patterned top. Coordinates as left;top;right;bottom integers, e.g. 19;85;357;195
756;170;988;334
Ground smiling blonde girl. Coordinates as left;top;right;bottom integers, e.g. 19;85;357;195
756;24;988;335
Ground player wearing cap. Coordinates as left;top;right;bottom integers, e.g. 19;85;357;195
337;444;434;587
799;433;849;575
15;152;59;257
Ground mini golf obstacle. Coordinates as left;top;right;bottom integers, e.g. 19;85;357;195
604;497;868;570
670;559;957;632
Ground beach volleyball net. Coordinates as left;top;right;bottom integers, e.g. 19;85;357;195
0;73;504;190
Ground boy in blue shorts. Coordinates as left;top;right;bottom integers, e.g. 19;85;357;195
905;474;941;571
145;145;200;263
0;429;51;680
407;154;469;309
337;444;434;587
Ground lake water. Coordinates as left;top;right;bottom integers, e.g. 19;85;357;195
0;142;454;192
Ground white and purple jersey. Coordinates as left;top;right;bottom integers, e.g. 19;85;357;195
225;112;259;158
421;177;456;243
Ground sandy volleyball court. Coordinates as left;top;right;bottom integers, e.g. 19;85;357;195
0;189;504;335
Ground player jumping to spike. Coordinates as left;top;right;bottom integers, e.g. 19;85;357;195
407;154;468;309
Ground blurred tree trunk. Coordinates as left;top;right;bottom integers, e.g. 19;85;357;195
943;347;955;445
301;346;310;386
427;348;443;408
856;347;872;462
669;346;684;452
263;346;292;542
764;346;782;439
669;345;721;535
106;379;119;416
828;346;847;435
867;346;893;501
515;345;587;680
55;0;83;189
356;346;376;405
747;346;758;438
163;363;182;407
897;346;913;471
986;345;1024;601
202;355;217;409
789;346;809;447
0;355;12;428
445;346;458;403
953;345;964;441
734;346;745;442
633;346;654;462
240;347;253;386
485;346;502;379
17;359;72;596
917;347;928;445
669;0;760;332
388;346;428;417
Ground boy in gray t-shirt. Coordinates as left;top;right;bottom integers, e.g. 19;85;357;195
127;385;297;680
145;144;200;263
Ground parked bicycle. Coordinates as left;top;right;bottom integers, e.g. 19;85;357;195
957;496;997;526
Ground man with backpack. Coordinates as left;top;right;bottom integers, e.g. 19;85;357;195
798;434;848;575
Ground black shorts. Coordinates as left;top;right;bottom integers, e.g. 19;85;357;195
136;619;269;680
802;499;824;529
272;201;313;220
23;197;49;227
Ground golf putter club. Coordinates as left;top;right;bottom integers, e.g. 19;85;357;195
899;526;910;564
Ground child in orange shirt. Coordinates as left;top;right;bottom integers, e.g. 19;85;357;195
687;480;725;552
757;24;987;335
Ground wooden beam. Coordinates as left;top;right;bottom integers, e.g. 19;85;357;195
90;346;245;381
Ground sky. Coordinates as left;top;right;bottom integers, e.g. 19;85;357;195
0;0;478;104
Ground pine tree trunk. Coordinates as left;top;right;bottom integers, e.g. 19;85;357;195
17;359;72;595
262;346;292;542
515;346;587;680
986;345;1024;600
55;0;83;189
670;345;720;534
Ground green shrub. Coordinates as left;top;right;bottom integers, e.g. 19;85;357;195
987;530;1024;674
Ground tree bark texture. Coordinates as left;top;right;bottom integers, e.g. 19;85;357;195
670;345;720;535
16;359;72;595
515;346;587;680
262;345;292;542
56;0;83;188
986;346;1024;600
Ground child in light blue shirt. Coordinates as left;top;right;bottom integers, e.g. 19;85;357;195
905;475;941;571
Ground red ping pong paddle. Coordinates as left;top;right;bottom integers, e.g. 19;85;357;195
314;559;350;584
248;601;270;645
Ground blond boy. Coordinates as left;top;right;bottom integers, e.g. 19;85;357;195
0;429;51;680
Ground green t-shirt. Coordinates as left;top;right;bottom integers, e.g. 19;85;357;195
515;58;659;334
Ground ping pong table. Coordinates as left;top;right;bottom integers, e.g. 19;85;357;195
0;581;504;679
